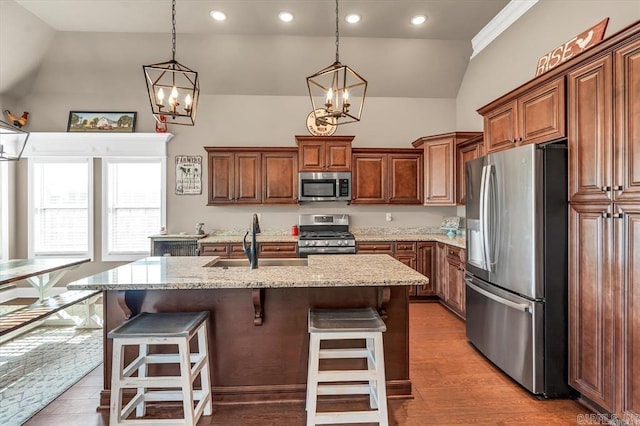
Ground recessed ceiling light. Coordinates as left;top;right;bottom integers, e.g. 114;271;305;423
411;15;427;26
278;11;294;23
345;14;361;24
210;10;227;21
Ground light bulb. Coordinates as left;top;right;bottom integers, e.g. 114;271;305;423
170;86;178;99
326;88;333;105
157;88;164;105
343;89;349;102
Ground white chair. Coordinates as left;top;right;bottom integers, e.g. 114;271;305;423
108;311;212;425
306;307;389;425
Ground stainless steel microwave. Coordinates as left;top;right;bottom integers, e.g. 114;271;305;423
298;172;351;202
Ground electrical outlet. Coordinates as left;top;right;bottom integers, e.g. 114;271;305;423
385;213;392;222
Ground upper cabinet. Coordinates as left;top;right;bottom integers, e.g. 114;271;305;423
295;135;354;172
206;148;297;205
456;134;484;205
352;148;423;204
412;132;481;206
479;77;565;154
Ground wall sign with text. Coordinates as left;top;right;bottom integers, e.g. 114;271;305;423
175;155;202;195
535;18;609;77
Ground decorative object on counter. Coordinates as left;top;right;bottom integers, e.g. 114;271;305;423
306;108;337;136
175;155;202;194
159;225;167;235
535;18;608;77
306;0;367;127
196;222;205;235
3;110;29;128
0;118;30;161
291;224;299;236
441;216;461;238
155;114;168;133
66;111;136;133
143;0;199;126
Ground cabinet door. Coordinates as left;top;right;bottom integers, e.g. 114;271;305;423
484;100;517;154
325;141;352;171
352;154;387;203
259;242;298;258
569;203;615;411
262;151;298;204
356;241;393;255
208;153;234;204
614;38;640;203
518;77;566;145
445;247;465;316
416;242;436;296
424;138;455;205
568;55;613;204
619;204;640;420
456;136;483;205
200;243;230;257
436;242;447;300
235;153;262;204
388;153;423;204
298;141;324;172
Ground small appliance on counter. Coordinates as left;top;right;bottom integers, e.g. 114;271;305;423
297;214;356;257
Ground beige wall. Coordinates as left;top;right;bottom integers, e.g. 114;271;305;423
456;0;640;129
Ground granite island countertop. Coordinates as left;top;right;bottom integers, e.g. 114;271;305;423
67;254;429;291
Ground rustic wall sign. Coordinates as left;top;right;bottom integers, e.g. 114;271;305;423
175;155;202;195
535;18;609;76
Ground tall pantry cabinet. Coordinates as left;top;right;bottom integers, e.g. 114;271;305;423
567;34;640;420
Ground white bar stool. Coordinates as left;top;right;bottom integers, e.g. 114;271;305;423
306;307;389;426
108;311;212;425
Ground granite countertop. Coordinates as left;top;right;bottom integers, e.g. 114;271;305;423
198;233;465;249
67;254;429;291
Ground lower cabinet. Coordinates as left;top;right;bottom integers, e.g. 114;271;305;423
436;243;466;318
199;242;262;259
258;242;298;258
415;242;436;296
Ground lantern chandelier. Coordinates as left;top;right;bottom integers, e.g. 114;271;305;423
306;0;368;126
0;120;29;161
143;0;199;126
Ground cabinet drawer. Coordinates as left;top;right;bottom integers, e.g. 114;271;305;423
259;242;298;258
394;241;417;252
446;246;463;263
230;243;247;259
200;243;230;257
356;242;393;254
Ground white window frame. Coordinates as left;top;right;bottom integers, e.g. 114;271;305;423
0;162;8;260
101;157;166;262
27;157;94;259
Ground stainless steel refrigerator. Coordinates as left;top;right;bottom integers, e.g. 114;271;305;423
465;141;571;397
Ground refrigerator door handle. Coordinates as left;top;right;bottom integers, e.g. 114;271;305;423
465;278;531;313
485;164;496;271
479;165;492;271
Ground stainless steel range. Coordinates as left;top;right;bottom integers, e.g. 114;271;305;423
297;214;356;257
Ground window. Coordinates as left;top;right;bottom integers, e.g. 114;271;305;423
102;158;165;261
28;158;93;258
0;162;8;260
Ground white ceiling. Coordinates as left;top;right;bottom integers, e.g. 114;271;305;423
15;0;509;40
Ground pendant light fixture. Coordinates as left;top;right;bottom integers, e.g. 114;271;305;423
143;0;199;126
306;0;367;126
0;120;29;161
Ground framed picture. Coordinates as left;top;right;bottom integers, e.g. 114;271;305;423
67;111;136;132
175;155;202;195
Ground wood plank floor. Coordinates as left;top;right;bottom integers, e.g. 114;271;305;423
24;302;587;425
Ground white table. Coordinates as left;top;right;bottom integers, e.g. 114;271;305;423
0;258;90;301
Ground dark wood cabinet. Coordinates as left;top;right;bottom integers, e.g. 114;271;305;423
434;242;465;318
394;241;417;296
481;77;565;154
415;242;436;296
262;150;298;204
356;241;393;255
207;150;261;204
295;135;353;172
206;148;299;205
455;135;483;205
435;243;447;301
258;242;298;258
566;35;640;419
352;149;422;204
412;132;481;206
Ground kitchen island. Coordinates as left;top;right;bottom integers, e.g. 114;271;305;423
68;254;428;407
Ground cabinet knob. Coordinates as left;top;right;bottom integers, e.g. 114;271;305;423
613;185;623;191
600;186;611;192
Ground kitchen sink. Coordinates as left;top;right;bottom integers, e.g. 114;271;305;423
206;258;308;268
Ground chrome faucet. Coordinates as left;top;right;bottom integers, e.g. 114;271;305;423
243;213;261;269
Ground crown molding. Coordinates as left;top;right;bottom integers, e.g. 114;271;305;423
23;132;174;157
471;0;538;59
